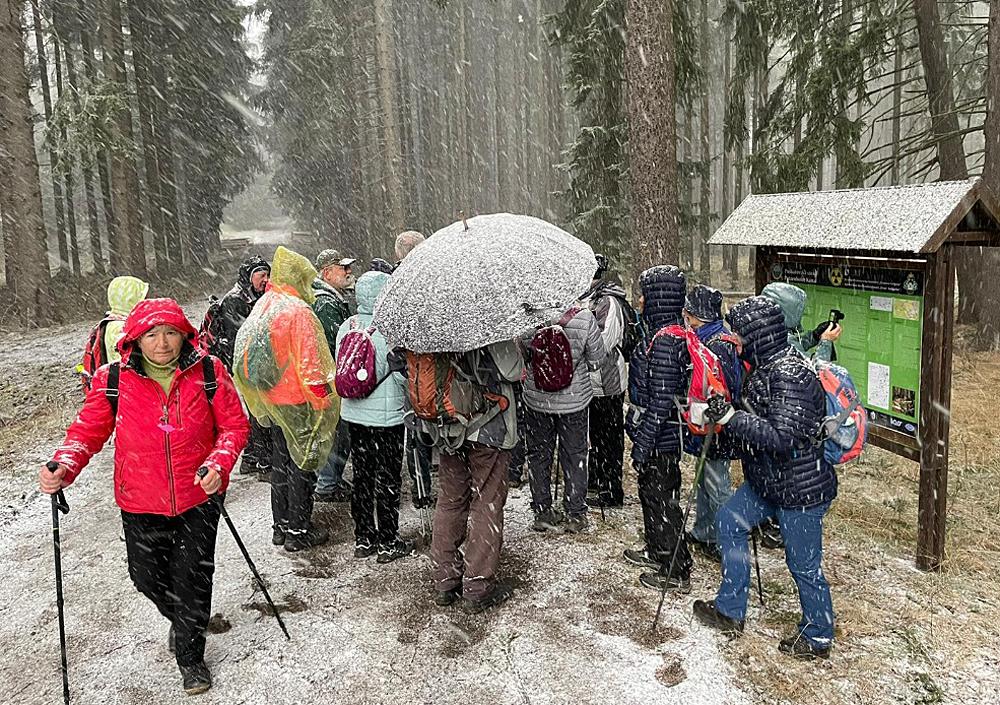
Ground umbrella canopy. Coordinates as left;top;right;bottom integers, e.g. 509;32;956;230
373;213;597;353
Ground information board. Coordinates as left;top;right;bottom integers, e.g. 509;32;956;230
769;260;923;438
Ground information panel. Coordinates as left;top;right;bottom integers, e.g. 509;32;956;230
769;260;923;438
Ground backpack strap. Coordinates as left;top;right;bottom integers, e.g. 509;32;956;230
202;356;218;404
106;362;121;417
556;306;581;328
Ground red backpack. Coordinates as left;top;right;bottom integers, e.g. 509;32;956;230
335;320;387;399
647;324;732;435
529;307;581;392
77;314;123;392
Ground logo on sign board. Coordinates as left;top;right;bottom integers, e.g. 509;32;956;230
828;267;844;287
903;273;919;296
770;263;784;281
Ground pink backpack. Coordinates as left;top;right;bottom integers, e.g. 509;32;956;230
529;307;581;392
335;320;385;399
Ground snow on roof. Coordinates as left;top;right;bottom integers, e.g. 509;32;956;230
708;179;995;253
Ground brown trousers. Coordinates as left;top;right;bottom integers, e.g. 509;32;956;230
432;442;510;601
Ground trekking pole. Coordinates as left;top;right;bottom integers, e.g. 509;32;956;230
197;469;291;640
44;461;71;705
413;443;431;538
751;530;765;607
651;426;715;635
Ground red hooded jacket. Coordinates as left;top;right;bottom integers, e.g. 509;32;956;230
53;299;250;516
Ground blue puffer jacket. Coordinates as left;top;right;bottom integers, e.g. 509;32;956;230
723;296;837;508
336;272;408;428
627;266;689;463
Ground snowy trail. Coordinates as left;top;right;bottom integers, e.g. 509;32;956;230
0;307;749;705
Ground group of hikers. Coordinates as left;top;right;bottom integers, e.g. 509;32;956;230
39;228;849;696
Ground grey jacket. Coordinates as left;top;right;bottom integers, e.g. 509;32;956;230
521;307;608;415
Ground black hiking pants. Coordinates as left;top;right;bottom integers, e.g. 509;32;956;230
270;426;317;533
348;422;405;548
244;415;273;471
507;384;527;482
122;500;221;668
525;406;589;518
636;452;692;579
588;393;625;505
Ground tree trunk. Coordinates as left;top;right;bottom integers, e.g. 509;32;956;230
31;1;68;274
0;0;52;325
626;0;679;271
722;15;735;280
698;0;711;278
51;21;81;275
375;0;404;234
891;33;903;184
974;0;1000;349
147;2;181;265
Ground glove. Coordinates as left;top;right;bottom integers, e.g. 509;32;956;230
704;395;735;425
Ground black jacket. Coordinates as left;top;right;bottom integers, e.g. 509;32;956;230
723;296;837;509
216;256;269;371
627;266;689;463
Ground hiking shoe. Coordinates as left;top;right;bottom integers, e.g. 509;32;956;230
756;520;785;550
779;634;831;660
462;584;513;614
376;539;414;564
168;624;176;654
179;662;212;696
434;587;462;607
354;541;376;559
585;496;623;509
623;548;661;570
693;599;745;635
413;495;437;509
508;476;524;489
685;534;722;562
639;571;691;594
284;526;330;552
563;514;589;534
271;525;286;546
532;509;562;532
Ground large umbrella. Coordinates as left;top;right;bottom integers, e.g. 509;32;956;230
373;213;597;353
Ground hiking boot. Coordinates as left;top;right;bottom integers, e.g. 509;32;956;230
508;476;524;489
756;520;785;550
179;662;212;696
462;584;513;614
434;587;462;607
354;541;376;559
376;539;414;564
623;548;661;570
532;509;562;532
271;525;286;546
168;624;176;654
563;514;589;534
413;495;437;509
585;496;623;509
685;534;722;562
283;526;330;553
693;599;745;635
779;634;831;661
639;571;691;594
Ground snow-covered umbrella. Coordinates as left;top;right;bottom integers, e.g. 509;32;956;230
373;213;597;353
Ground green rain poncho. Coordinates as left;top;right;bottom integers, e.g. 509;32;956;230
233;247;340;471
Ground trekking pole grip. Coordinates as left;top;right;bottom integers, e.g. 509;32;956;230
46;461;70;515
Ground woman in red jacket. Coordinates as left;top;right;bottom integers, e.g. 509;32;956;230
39;298;249;696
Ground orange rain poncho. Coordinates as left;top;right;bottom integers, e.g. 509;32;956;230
233;247;340;471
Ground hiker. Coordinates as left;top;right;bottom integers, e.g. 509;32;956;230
394;229;425;265
506;383;527;488
402;342;523;612
233;246;340;552
625;265;694;592
335;271;413;563
582;254;631;508
41;298;249;695
693;296;837;660
312;248;357;503
682;285;743;561
521;303;607;534
79;276;149;392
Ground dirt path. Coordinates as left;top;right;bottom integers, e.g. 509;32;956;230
0;310;748;705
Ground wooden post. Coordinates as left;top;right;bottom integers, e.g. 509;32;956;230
754;247;774;294
916;245;955;570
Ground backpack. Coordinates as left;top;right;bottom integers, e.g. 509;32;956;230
237;325;285;391
607;292;643;360
78;314;123;392
647;324;732;435
813;361;868;466
104;357;217;417
529;307;580;392
197;296;224;357
705;332;744;405
335;320;389;399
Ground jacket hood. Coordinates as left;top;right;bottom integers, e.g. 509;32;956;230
270;246;318;304
726;296;789;367
107;276;149;317
353;271;390;315
761;282;806;330
584;279;627;302
236;255;271;303
639;265;686;331
118;298;198;355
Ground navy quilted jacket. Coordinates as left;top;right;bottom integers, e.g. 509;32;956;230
724;297;838;508
627;266;689;462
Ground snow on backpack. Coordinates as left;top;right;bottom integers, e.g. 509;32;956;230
197;295;224;357
813;361;868;466
77;314;122;392
335;320;388;399
647;324;731;435
529;307;581;392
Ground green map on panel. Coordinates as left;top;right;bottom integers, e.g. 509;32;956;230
770;261;923;438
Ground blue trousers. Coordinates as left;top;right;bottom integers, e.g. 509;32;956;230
715;482;834;648
691;458;733;545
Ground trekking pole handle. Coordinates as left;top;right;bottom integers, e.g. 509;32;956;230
46;462;70;515
196;467;209;480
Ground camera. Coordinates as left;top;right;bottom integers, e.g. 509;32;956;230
829;309;845;324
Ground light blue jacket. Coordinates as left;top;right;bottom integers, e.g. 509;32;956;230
335;272;407;428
